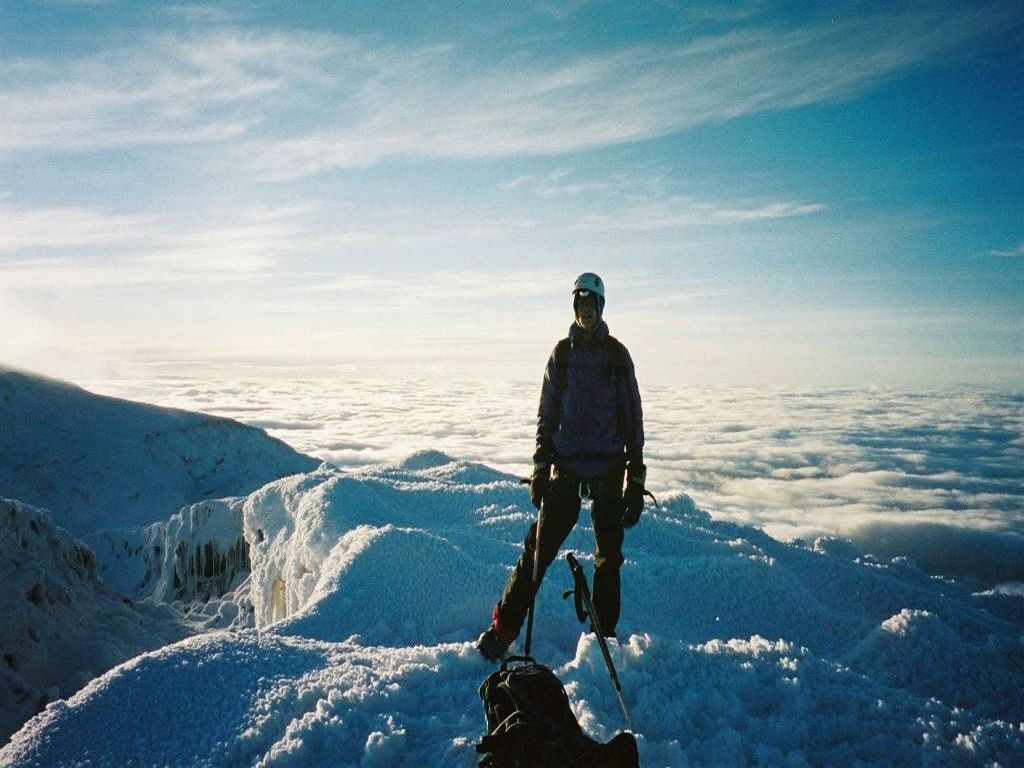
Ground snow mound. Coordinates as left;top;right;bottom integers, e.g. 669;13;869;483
395;450;511;485
396;449;457;471
847;608;1024;719
242;463;516;639
0;498;189;743
272;524;493;645
560;632;1024;766
0;633;491;767
0;367;319;537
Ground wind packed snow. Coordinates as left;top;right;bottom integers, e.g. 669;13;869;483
3;451;1022;766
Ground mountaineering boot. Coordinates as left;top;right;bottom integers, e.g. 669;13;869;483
476;626;513;662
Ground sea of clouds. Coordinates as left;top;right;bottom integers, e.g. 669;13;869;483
86;372;1023;589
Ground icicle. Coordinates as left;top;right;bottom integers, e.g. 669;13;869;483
271;576;286;622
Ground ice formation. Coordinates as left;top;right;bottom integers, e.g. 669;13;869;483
0;368;325;741
87;499;250;599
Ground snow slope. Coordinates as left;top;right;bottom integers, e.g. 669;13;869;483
3;451;1022;766
0;499;190;743
0;367;319;537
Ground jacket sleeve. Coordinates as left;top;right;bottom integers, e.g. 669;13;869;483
533;346;561;466
620;346;644;465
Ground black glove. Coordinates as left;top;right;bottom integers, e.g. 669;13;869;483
622;462;646;528
529;464;550;511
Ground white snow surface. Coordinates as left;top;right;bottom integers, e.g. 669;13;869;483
3;451;1023;766
0;367;319;537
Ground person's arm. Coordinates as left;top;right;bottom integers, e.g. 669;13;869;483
621;347;644;466
621;347;647;528
533;345;561;467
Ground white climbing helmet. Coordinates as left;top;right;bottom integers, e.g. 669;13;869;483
572;272;605;299
572;272;606;315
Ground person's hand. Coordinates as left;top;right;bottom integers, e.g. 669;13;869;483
529;464;550;510
622;462;646;528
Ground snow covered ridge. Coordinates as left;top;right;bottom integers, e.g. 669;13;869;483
0;367;320;538
0;499;190;744
4;451;1022;766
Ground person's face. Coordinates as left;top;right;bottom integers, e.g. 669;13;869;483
574;292;600;331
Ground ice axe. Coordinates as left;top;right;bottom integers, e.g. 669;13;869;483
563;552;634;732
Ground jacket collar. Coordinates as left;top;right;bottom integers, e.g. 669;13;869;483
568;319;609;345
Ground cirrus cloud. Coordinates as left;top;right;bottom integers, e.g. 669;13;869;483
1;3;1014;177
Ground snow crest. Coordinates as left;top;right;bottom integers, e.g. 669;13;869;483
242;459;510;642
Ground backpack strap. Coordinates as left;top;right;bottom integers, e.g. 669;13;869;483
604;335;628;382
605;336;629;445
502;655;536;671
554;337;572;392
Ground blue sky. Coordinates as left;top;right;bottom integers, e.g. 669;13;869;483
1;0;1021;386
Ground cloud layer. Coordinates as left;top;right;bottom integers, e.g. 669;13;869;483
84;372;1024;587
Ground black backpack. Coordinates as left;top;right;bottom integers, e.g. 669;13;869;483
476;656;639;767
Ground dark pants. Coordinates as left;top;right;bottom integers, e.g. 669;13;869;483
493;463;625;638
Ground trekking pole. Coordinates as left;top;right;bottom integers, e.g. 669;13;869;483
519;477;543;659
524;515;543;658
564;552;634;731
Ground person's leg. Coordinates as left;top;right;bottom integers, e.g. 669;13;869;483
590;465;625;636
492;470;582;639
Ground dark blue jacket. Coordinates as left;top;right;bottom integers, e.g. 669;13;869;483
534;321;644;479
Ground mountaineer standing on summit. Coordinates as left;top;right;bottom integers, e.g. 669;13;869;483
477;272;647;661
